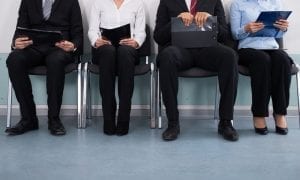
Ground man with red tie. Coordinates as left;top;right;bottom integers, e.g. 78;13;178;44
154;0;239;141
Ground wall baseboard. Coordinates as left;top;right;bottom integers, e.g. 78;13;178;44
1;105;299;117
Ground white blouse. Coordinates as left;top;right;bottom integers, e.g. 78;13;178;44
88;0;146;48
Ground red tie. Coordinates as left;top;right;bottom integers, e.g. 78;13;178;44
190;0;198;16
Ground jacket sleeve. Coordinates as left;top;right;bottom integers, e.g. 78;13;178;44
153;0;171;47
214;0;229;43
12;0;30;47
70;0;84;54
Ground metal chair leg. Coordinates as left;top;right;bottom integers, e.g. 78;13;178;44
81;62;88;129
77;63;82;128
87;69;92;120
214;78;219;121
157;70;162;129
150;61;156;128
7;79;13;128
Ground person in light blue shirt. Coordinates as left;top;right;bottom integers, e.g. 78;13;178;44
230;0;292;135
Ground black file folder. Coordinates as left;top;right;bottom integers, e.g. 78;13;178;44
251;11;292;38
16;27;63;45
100;24;131;47
171;16;218;48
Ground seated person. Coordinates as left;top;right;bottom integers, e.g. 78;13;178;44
230;0;291;135
88;0;146;136
154;0;239;141
5;0;83;136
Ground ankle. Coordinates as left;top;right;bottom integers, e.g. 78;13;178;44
274;114;287;128
253;117;266;128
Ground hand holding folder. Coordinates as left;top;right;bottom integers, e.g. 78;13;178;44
100;24;131;47
16;27;63;45
251;11;292;38
171;16;218;48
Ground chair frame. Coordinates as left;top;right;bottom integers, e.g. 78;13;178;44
81;57;155;129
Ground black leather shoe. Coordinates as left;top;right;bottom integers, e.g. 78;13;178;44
275;126;288;135
48;119;66;136
116;121;129;136
254;126;269;135
218;120;239;141
162;123;180;141
5;119;38;135
103;121;116;135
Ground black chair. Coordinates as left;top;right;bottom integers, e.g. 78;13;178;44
81;25;155;128
238;38;300;126
6;54;83;129
156;66;219;128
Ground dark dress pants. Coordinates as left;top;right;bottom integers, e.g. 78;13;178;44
238;48;293;116
6;46;73;121
92;45;139;125
157;44;238;124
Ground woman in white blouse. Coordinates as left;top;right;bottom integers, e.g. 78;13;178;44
88;0;146;136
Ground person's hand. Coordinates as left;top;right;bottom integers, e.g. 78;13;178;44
244;22;265;33
119;38;139;48
274;19;289;32
194;12;211;27
94;38;111;48
14;37;33;49
178;12;194;26
55;40;75;52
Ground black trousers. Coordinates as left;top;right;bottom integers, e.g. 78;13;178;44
92;45;139;125
238;48;293;117
6;46;73;121
157;44;238;124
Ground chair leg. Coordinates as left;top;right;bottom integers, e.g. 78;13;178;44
214;78;219;121
150;62;156;128
87;70;92;120
157;70;162;129
296;69;300;128
81;62;88;129
6;79;13;129
77;63;82;128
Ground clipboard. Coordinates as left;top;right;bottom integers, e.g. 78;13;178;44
16;27;63;45
100;24;131;47
251;11;292;38
171;16;218;48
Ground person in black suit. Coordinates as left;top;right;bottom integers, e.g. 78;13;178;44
154;0;239;141
5;0;83;136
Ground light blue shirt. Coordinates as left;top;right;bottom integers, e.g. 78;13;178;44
230;0;284;49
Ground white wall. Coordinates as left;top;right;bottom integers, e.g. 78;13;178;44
0;0;299;54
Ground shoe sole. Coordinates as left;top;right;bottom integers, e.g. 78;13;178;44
218;130;239;142
5;127;38;136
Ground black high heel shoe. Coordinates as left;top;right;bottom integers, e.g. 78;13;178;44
116;121;129;136
273;113;288;135
254;126;269;135
275;126;288;135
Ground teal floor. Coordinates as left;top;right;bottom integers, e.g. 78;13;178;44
0;115;300;180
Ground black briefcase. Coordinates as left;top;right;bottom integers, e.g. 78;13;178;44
171;16;218;48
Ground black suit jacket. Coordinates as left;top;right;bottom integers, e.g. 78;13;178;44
154;0;229;49
13;0;83;53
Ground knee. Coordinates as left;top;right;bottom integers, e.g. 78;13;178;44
6;50;27;69
254;53;271;69
92;45;116;64
157;46;179;68
220;47;238;68
117;46;137;65
46;50;71;68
